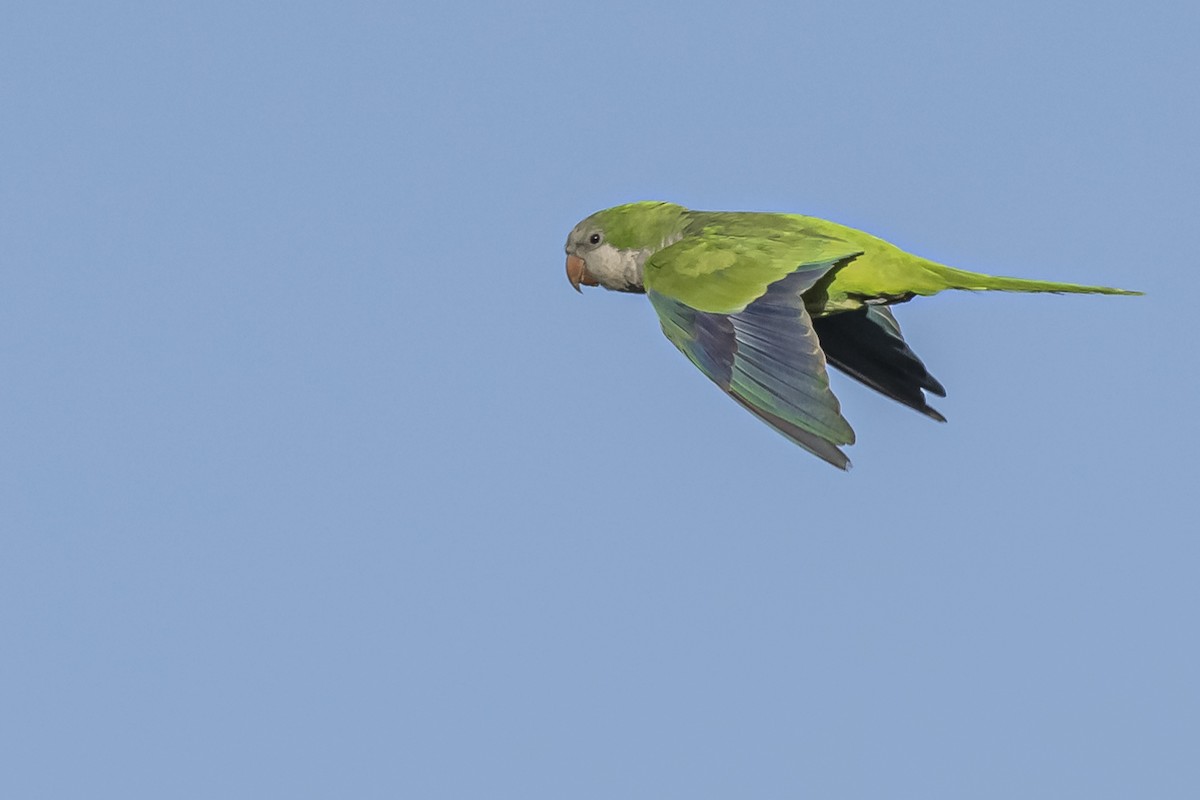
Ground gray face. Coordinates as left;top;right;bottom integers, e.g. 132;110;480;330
564;219;606;258
564;219;646;293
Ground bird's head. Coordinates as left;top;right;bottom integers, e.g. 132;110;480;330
564;202;688;294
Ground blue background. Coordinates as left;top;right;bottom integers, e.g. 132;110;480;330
3;1;1197;797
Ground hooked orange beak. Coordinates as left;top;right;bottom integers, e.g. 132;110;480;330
566;254;598;292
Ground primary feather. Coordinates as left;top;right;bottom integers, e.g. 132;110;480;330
812;307;946;422
650;262;856;467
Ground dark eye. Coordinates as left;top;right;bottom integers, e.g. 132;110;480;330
588;232;602;245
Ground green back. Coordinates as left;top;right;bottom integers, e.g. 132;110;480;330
636;206;1137;313
642;212;864;314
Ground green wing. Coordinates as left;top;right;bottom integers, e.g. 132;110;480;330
644;232;863;468
643;217;862;314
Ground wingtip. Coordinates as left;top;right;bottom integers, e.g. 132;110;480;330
925;406;947;423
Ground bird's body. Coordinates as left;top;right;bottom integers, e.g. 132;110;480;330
565;201;1138;468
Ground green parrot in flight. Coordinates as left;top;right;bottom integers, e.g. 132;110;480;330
564;201;1139;469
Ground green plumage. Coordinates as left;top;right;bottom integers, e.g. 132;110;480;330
565;201;1139;468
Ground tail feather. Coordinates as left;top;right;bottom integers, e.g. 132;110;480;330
930;265;1140;296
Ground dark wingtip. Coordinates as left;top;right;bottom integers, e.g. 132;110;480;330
729;394;853;470
814;307;949;420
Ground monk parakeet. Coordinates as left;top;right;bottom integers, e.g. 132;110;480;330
565;201;1139;469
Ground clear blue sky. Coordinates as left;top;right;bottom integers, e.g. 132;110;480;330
3;1;1197;797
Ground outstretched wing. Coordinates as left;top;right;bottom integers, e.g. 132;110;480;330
813;306;947;421
644;231;862;468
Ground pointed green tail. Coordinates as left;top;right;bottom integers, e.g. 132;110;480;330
816;245;1141;312
927;264;1140;296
